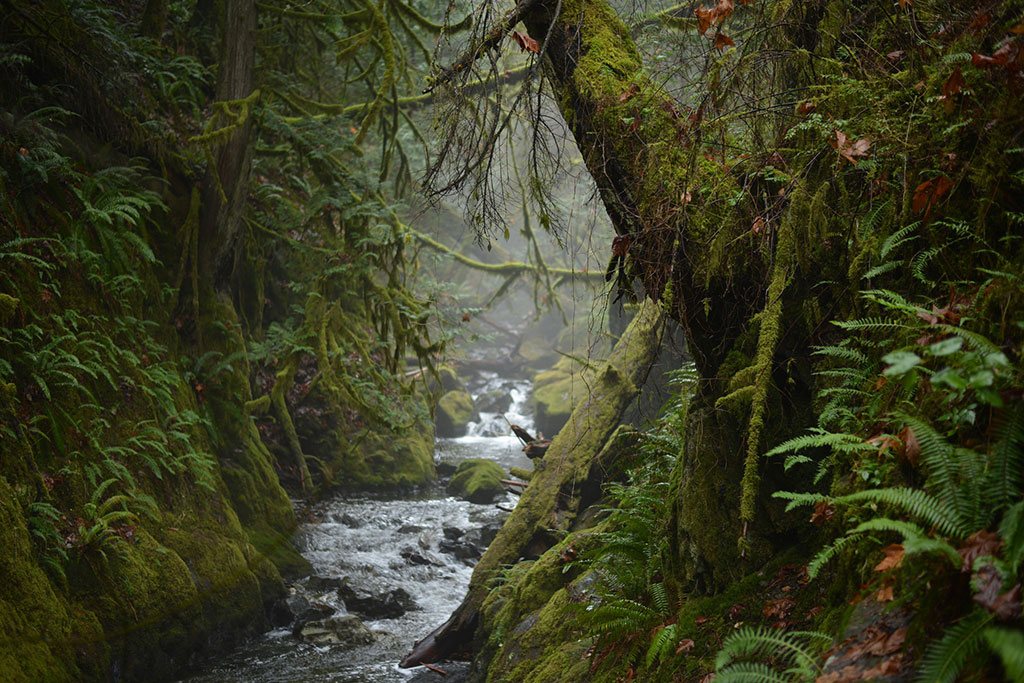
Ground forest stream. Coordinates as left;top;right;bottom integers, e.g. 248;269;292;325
182;375;533;683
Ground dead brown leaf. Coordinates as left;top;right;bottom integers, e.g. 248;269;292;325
676;638;696;655
959;530;1003;572
511;30;540;54
831;130;870;164
714;33;735;50
874;544;905;573
619;83;640;103
810;500;836;526
973;564;1022;620
899;425;921;466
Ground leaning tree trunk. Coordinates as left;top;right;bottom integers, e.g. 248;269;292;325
402;300;666;666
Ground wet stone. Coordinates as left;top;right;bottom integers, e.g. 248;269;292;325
438;538;480;564
400;546;443;566
336;512;363;527
296;615;374;647
338;584;416;620
305;575;345;592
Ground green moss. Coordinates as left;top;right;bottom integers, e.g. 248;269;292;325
447;459;505;503
0;475;77;683
0;293;18;325
436;389;476;437
459;300;664;643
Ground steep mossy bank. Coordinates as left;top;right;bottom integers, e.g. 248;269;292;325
0;1;442;679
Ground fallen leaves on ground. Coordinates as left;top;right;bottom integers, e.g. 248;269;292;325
874;544;905;573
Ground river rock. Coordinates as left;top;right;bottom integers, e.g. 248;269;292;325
296;614;374;646
289;599;335;634
462;521;502;550
475;388;513;414
442;526;464;541
446;459;505;504
438;538;481;564
435;389;477;437
338;584;416;619
305;575;345;592
400;546;443;566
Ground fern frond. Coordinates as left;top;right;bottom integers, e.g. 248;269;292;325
983;628;1024;683
645;623;678;668
916;610;992;683
880;222;920;259
807;534;856;579
834;487;966;538
812;344;869;365
844;518;960;566
715;661;793;683
988;403;1024;511
765;429;871;458
715;626;821;674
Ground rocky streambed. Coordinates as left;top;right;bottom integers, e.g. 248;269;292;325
181;376;533;682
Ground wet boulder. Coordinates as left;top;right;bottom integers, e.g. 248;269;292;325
339;584;416;619
439;538;481;564
400;546;443;566
305;575;345;592
446;459;506;504
462;521;502;550
296;614;374;646
475;388;513;414
435;390;477;437
288;598;335;634
531;370;575;437
407;661;471;682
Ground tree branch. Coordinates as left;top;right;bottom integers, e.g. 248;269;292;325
406;227;604;282
423;0;541;94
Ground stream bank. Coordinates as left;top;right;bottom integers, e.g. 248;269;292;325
181;378;534;682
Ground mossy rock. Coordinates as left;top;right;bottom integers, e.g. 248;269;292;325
531;371;576;437
435;389;477;437
0;475;78;682
447;459;505;503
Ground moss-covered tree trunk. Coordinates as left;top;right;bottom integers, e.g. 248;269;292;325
199;0;257;288
514;0;819;588
402;300;665;666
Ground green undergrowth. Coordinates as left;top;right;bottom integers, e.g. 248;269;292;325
0;0;456;678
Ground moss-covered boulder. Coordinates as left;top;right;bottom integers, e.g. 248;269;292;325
435;389;477;437
531;370;575;436
447;459;506;503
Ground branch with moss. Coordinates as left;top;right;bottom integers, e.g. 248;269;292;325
405;226;604;282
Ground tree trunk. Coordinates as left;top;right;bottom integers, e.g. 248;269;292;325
515;0;828;589
199;0;257;290
402;300;665;666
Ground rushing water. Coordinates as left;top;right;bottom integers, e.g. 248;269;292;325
182;375;532;683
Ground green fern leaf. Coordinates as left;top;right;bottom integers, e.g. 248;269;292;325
983;628;1024;683
917;610;992;683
